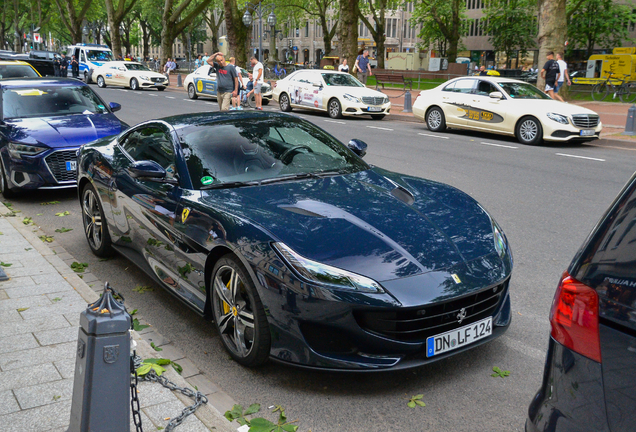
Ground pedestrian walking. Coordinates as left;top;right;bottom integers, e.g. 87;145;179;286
71;55;80;78
354;50;373;84
60;54;69;78
228;57;244;110
555;52;571;101
207;52;239;112
250;56;264;110
53;55;61;77
195;54;203;69
338;58;349;73
202;52;209;64
541;51;561;101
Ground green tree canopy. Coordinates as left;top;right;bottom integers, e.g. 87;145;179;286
483;0;537;67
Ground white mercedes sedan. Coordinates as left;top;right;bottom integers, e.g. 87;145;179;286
272;70;390;119
413;76;602;145
94;61;168;91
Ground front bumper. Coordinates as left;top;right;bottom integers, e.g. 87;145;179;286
1;147;78;192
139;77;169;88
342;100;391;117
543;119;603;142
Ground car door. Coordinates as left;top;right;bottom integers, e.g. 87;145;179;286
104;65;118;85
439;79;476;127
193;65;217;97
109;124;187;299
465;79;507;132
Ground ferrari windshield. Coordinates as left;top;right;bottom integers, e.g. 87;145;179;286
86;50;114;62
125;63;151;71
321;73;364;87
2;85;109;119
497;82;551;100
180;117;368;189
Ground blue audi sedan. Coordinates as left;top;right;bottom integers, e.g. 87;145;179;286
0;77;126;198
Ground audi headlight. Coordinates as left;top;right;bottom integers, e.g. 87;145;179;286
546;112;569;125
342;93;361;103
8;142;48;159
272;242;384;293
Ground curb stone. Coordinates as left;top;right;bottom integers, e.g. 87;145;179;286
0;201;236;432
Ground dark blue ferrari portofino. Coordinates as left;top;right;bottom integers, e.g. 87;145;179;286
0;77;126;198
77;111;513;370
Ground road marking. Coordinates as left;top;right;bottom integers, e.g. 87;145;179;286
324;119;346;124
556;153;605;162
418;133;449;139
480;142;518;149
205;102;215;105
165;96;175;99
147;94;157;96
119;89;128;92
183;99;195;102
366;125;393;131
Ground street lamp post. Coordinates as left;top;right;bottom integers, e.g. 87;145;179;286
242;3;276;64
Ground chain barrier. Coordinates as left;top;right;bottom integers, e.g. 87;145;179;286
102;283;208;432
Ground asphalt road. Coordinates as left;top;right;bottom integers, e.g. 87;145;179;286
5;84;636;432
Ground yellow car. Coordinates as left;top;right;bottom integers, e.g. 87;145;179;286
93;61;168;91
273;70;390;119
0;60;41;79
413;76;602;145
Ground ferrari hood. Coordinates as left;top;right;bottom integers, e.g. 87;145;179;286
4;113;123;148
201;169;502;282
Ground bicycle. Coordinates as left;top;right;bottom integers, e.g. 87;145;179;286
591;73;636;103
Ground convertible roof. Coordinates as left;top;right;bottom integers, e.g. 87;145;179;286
160;111;294;130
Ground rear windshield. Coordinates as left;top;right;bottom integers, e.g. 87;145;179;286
0;64;39;79
2;85;109;119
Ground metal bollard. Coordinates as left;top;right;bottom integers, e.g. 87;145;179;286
403;90;413;113
67;283;131;432
177;73;183;87
623;104;636;135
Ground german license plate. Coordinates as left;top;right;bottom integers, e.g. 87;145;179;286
580;129;595;136
66;161;76;171
426;317;492;357
368;106;382;112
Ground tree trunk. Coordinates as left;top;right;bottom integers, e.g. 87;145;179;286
109;24;123;57
221;0;249;65
339;0;359;72
161;26;174;63
447;38;459;63
376;30;386;69
536;0;566;89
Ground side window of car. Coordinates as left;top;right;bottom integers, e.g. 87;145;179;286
442;82;456;92
453;79;477;94
475;81;497;96
121;126;178;179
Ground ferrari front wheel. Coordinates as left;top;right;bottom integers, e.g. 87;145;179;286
81;183;114;257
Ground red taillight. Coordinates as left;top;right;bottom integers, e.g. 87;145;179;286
549;271;601;363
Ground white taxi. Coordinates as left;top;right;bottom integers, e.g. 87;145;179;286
272;70;390;119
184;64;273;104
413;76;602;145
94;61;168;91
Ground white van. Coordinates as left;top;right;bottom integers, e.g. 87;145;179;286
66;44;114;83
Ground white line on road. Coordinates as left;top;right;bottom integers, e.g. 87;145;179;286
205;102;215;105
165;96;175;99
324;119;346;124
147;94;158;96
480;142;518;149
556;153;605;162
183;99;195;102
418;133;449;139
119;89;128;92
366;125;393;131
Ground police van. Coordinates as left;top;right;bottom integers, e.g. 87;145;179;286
66;44;114;83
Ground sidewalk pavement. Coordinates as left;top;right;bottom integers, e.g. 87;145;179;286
0;202;235;432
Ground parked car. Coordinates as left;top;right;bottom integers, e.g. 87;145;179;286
526;171;636;432
184;64;273;104
93;61;169;91
413;76;602;145
273;70;391;119
0;60;41;79
0;78;126;198
77;110;513;370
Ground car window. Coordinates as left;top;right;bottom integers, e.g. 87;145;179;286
125;63;151;71
85;50;113;62
321;73;364;87
497;82;551;100
475;80;498;96
0;64;39;79
293;72;312;84
2;85;108;119
442;82;456;92
452;79;476;94
121;126;177;179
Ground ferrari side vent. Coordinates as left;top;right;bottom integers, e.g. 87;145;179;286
391;187;415;205
279;206;326;218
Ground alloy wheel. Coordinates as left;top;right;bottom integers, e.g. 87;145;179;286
280;94;290;111
82;188;103;251
428;110;442;129
97;76;105;87
329;99;342;118
519;119;538;142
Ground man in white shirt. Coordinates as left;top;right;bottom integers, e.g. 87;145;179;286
250;56;264;110
555;53;571;103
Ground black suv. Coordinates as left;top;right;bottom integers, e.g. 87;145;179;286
526;172;636;431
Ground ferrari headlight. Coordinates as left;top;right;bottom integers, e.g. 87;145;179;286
8;142;48;158
342;93;361;103
272;242;384;293
492;220;511;261
546;112;569;125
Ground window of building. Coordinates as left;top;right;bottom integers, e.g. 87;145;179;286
305;21;309;37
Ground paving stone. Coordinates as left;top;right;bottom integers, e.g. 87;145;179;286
137;380;178;409
19;295;87;320
129;409;154;431
0;390;20;415
4;266;58;278
79;272;98;283
186;374;220;396
0;289;8;300
3;283;72;299
34;327;78;346
2;260;24;268
140;331;171;347
0;342;76;371
203;389;237;416
52;252;73;262
0;309;23;323
13;378;73;410
155;344;185;361
0;276;37;289
0;315;70;339
0;398;71;432
0;333;39;355
53;358;76;380
32;273;67;286
0;294;51;312
175;358;200;379
142;400;211;432
0;363;62;392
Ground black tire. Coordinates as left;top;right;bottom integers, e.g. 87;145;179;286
426;107;446;132
262;99;270;106
328;98;342;119
516;116;543;146
371;114;386;120
130;78;140;91
591;83;608;101
84;71;90;84
188;84;198;99
279;93;292;112
96;75;106;88
0;161;17;199
157;87;165;91
81;183;114;257
247;94;256;109
211;255;270;367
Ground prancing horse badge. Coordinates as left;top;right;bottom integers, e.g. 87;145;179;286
182;208;191;223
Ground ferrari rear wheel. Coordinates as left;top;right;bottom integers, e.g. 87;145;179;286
279;93;292;112
97;76;106;88
211;256;270;367
0;162;17;199
426;107;446;132
188;84;198;99
130;78;140;91
516;116;543;145
81;183;114;257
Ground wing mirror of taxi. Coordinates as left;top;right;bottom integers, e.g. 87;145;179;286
118;67;126;71
312;81;322;87
348;139;368;158
109;102;122;112
489;91;503;99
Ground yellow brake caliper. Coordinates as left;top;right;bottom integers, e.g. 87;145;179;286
222;280;231;315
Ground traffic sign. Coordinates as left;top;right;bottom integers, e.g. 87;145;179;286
34;33;41;43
